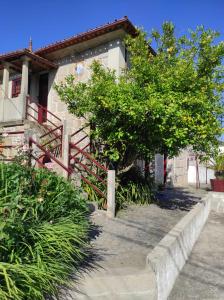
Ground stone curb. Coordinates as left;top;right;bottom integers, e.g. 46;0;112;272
146;195;211;300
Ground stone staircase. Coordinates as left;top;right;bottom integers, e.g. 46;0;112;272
0;120;63;173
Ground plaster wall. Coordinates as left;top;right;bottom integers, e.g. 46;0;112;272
167;150;189;187
47;38;126;137
0;94;25;123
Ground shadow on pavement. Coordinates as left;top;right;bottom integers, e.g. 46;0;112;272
156;187;206;211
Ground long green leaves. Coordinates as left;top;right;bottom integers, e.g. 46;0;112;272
0;163;90;299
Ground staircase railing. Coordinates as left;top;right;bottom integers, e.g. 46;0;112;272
26;96;63;158
69;125;108;199
29;137;72;174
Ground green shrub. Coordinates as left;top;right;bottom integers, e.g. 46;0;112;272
115;181;155;212
83;166;155;212
0;163;90;299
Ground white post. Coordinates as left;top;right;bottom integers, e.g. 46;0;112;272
21;56;30;96
2;63;10;98
107;170;116;218
21;56;30;120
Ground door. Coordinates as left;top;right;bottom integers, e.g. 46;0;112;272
38;73;49;123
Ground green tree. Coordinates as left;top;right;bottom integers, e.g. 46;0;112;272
55;22;224;174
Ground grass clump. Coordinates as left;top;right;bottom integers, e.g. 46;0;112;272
83;166;155;212
0;162;90;299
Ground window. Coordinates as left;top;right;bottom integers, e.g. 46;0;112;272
11;78;21;98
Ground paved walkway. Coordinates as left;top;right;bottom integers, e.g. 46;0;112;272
169;211;224;300
60;187;208;299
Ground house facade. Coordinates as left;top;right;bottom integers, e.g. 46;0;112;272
0;17;136;132
0;17;214;189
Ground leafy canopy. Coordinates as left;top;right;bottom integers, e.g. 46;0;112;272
55;22;224;170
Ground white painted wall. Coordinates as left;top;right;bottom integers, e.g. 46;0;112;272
0;94;25;123
188;165;215;184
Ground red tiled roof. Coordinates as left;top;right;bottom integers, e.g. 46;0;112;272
0;17;155;67
0;49;57;69
35;16;137;55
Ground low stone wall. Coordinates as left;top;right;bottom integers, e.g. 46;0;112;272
146;195;211;300
210;191;224;213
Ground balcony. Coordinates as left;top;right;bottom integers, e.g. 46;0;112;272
0;94;26;124
0;49;57;125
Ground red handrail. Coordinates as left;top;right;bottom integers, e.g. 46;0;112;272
40;125;63;139
0;131;24;135
26;96;63;157
29;138;72;174
70;143;90;159
72;135;88;146
36;103;62;122
80;175;106;199
41;134;62;147
70;142;108;172
0;145;23;148
71;124;89;137
26;96;62;123
72;156;107;185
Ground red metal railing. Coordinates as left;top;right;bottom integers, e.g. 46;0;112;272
69;126;108;199
26;99;108;200
26;96;63;158
29;137;72;174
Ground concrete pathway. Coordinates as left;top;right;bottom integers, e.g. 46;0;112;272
60;187;208;299
169;211;224;300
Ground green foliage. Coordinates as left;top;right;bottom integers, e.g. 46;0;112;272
0;163;89;299
82;174;107;209
83;166;155;211
115;181;154;212
207;152;224;179
55;22;224;173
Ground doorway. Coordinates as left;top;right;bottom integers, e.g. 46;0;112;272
38;73;49;123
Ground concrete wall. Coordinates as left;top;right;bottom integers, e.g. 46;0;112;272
167;150;189;187
0;75;17;99
147;195;211;300
0;94;25;123
0;73;25;123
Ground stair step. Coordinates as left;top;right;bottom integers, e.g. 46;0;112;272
59;268;156;300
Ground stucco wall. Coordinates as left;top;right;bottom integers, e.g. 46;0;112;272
167;150;189;187
47;38;126;136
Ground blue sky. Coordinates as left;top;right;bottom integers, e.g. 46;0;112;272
0;0;223;54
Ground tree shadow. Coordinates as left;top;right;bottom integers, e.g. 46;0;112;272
155;187;205;211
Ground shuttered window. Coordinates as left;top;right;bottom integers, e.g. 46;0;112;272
11;78;21;98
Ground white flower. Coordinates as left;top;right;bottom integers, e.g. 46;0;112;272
37;197;44;203
2;133;8;137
